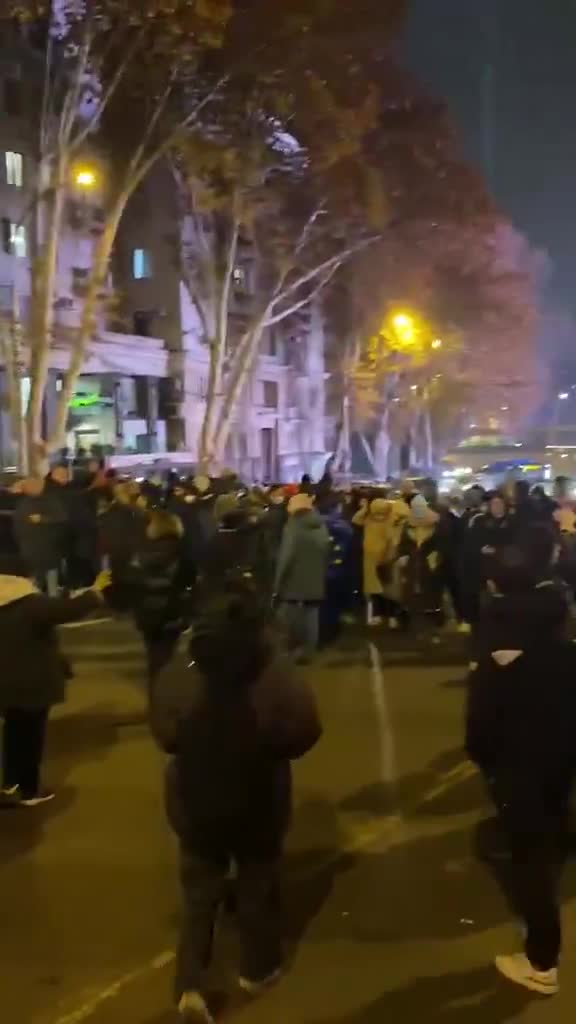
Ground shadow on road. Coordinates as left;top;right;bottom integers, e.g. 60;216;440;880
339;749;481;820
0;703;138;863
309;966;534;1023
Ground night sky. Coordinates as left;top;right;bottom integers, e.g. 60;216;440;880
404;1;576;319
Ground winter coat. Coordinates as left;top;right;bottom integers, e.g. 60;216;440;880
353;501;409;596
150;649;322;851
474;580;569;663
264;502;288;558
200;515;271;595
98;501;146;565
0;576;101;710
397;514;444;614
460;512;515;617
168;495;216;567
14;492;68;572
274;510;331;602
132;535;187;634
323;512;354;589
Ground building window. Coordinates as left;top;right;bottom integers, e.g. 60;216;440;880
1;219;26;257
0;282;13;312
4;79;22;117
133;310;154;337
233;266;246;287
5;151;23;187
263;380;279;409
132;248;152;280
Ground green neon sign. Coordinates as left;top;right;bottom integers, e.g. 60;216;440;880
70;392;102;409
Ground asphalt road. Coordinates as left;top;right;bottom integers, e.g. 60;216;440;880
2;620;576;1023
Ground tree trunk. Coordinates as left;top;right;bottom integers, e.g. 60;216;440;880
1;320;27;473
198;216;239;470
26;157;67;473
358;432;377;475
211;313;270;464
48;194;128;451
374;407;391;480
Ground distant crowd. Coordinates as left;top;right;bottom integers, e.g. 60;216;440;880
1;463;576;1016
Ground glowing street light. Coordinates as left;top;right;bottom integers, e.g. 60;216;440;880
559;392;570;401
501;405;509;411
393;313;413;332
431;338;443;350
74;167;97;189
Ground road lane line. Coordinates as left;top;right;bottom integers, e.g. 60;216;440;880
368;642;399;799
51;951;175;1024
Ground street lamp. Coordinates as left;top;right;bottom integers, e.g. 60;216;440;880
431;338;443;350
74;167;97;189
558;392;569;401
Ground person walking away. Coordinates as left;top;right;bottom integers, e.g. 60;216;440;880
274;493;330;662
13;476;68;594
200;501;271;600
133;510;188;680
353;497;408;627
466;526;576;995
0;565;111;805
149;583;322;1021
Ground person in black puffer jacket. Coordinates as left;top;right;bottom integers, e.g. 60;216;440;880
0;563;110;805
133;510;187;680
149;581;321;1019
465;525;576;997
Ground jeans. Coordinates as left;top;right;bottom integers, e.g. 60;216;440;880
35;568;60;596
486;763;576;970
279;602;319;659
2;708;49;797
176;843;282;998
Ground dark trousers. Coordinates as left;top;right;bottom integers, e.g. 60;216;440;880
176;842;282;998
486;763;576;971
2;708;49;797
279;601;319;659
142;630;180;681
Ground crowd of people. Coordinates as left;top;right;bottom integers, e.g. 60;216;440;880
1;462;576;1017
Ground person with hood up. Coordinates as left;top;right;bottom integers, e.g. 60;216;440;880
149;581;321;1021
274;493;330;662
353;496;409;627
200;499;271;599
133;510;188;680
0;564;111;805
466;526;576;996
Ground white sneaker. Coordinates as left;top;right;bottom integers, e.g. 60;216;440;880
388;617;400;631
495;953;559;995
239;967;283;995
177;992;214;1021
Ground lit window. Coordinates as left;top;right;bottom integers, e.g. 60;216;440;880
10;224;27;258
5;151;23;187
132;248;152;279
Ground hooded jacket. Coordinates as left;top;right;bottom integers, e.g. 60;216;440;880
150;646;322;851
274;509;330;602
0;577;101;709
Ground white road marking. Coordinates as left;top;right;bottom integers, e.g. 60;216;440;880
368;642;399;798
60;618;113;630
52;951;175;1024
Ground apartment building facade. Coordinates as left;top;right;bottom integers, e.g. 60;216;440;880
0;27;328;480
